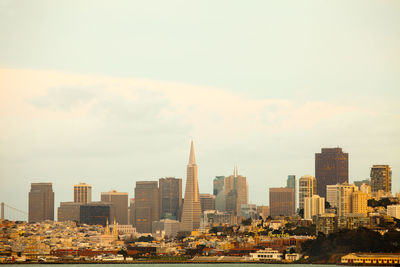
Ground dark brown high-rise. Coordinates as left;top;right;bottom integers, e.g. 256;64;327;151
269;187;295;217
315;147;348;198
159;177;182;220
29;183;54;223
134;181;159;233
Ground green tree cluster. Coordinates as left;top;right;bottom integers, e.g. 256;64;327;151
301;227;400;263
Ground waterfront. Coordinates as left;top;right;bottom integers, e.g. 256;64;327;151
0;264;334;267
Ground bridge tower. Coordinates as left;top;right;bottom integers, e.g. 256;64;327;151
1;202;4;220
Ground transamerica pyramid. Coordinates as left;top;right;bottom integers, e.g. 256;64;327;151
180;141;202;231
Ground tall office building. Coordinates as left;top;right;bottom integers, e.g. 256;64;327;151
326;184;339;208
224;166;249;216
299;175;317;211
180;141;202;231
159;177;182;220
256;205;270;219
315;147;348;198
335;183;358;217
304;195;325;220
269;187;295;217
287;175;296;209
80;202;115;226
29;183;54;223
101;190;129;224
287;175;296;188
58;202;81;222
370;165;392;194
129;198;135;226
200;194;216;212
73;183;92;204
213;176;225;211
134;181;159;233
351;191;368;215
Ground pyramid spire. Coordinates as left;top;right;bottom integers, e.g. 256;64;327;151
188;140;196;165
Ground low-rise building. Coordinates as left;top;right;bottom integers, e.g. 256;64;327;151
387;204;400;219
249;248;282;261
341;253;400;265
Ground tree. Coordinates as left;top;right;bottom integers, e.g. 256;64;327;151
241;218;252;226
325;201;331;209
176;231;191;241
138;235;153;242
298;208;304;217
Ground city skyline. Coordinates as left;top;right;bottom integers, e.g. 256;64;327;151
1;141;398;221
1;1;399;220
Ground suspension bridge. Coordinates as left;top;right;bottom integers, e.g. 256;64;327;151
0;202;28;221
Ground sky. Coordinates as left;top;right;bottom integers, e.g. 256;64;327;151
0;0;399;220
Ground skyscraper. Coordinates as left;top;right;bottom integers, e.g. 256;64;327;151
101;190;129;224
58;202;81;222
73;183;92;204
129;198;135;226
299;175;317;211
213;176;225;211
29;183;54;223
351;191;368;215
304;195;325;220
200;194;216;212
287;175;296;188
159;177;182;220
224;166;248;216
134;181;159;233
287;175;296;210
333;183;358;217
370;165;392;194
180;141;202;231
79;202;115;226
269;187;295;217
315;147;348;198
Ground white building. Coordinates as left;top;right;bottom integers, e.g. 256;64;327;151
387;205;400;219
299;175;317;211
304;195;325;220
152;219;180;237
249;248;282;261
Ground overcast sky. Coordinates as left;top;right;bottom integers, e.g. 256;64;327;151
0;0;399;220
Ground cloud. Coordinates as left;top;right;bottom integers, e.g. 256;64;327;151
0;68;399;212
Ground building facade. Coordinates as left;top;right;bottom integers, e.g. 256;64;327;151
101;190;129;224
287;175;296;210
213;176;226;212
159;177;182;220
57;202;81;222
28;183;54;223
351;191;368;215
134;181;159;233
80;202;115;226
224;167;249;216
336;183;358;217
269;187;295;217
200;194;216;212
387;205;400;219
315;147;348;198
152;219;180;238
304;195;325;220
73;183;92;204
370;165;392;194
299;175;317;212
257;205;270;219
180;141;202;231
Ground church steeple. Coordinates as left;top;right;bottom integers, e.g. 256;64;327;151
105;218;111;235
188;140;196;165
